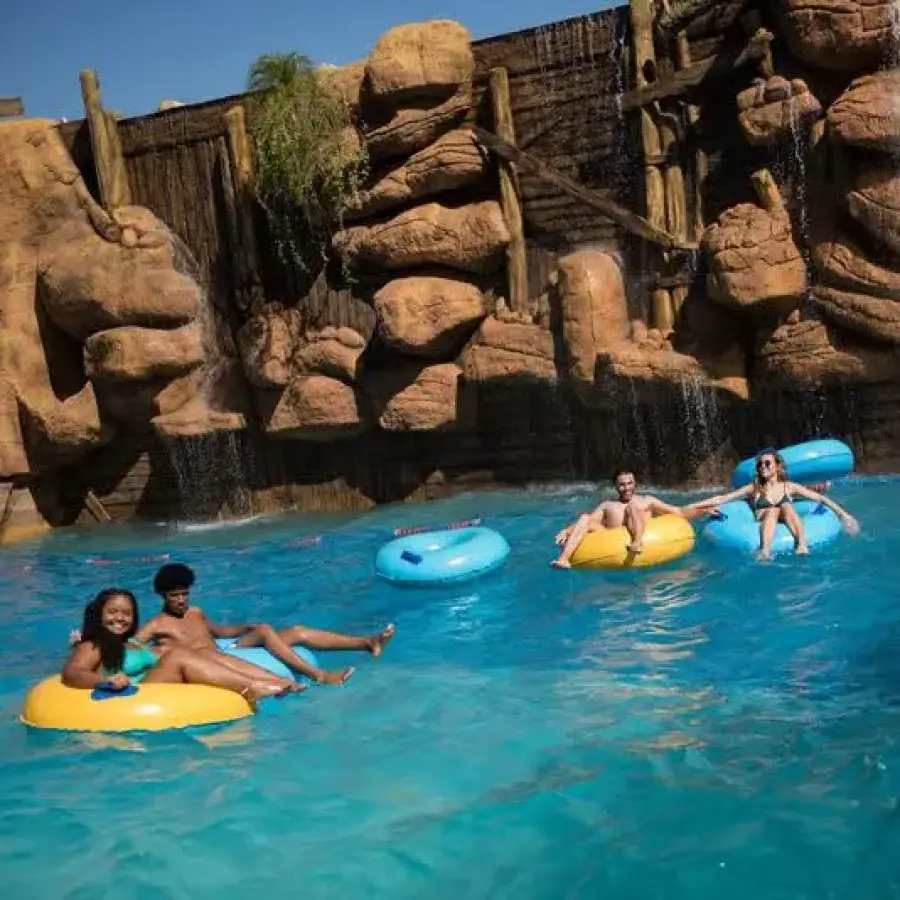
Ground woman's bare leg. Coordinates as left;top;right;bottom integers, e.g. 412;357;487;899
144;649;299;701
758;508;779;559
781;504;809;554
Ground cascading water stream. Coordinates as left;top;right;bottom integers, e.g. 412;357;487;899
155;231;255;522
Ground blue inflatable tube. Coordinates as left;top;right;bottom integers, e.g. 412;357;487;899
376;526;510;585
215;638;318;683
732;439;854;488
703;499;842;554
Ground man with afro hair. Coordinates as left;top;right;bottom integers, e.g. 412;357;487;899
137;562;395;686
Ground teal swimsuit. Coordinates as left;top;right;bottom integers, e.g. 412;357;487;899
102;643;159;684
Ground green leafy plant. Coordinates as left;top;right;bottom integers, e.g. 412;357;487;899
246;52;367;274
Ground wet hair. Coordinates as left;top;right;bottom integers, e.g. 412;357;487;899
612;468;636;485
80;588;138;673
153;563;196;596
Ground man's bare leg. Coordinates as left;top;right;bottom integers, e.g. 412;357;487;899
192;647;307;690
552;514;594;568
624;504;650;553
233;624;354;686
270;623;395;657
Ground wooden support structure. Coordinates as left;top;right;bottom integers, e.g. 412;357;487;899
79;69;130;210
752;168;785;216
664;6;694;317
223;105;264;312
0;97;24;118
629;0;676;332
488;67;529;314
657;0;722;32
471;127;693;250
620;30;773;112
84;489;113;524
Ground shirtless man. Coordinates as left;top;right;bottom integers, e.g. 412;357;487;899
552;468;687;568
136;563;395;687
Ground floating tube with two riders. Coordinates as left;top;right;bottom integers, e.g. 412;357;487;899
21;640;319;733
702;438;855;554
567;438;855;568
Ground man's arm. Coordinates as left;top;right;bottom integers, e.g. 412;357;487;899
134;616;162;645
647;496;685;517
197;608;258;639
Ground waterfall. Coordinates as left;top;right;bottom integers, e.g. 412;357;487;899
677;375;725;474
155;231;255;523
161;430;256;523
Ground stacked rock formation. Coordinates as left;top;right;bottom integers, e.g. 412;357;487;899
240;20;512;438
697;0;900;390
0;118;247;537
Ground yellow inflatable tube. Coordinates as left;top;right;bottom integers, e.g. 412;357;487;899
21;676;254;733
570;514;695;570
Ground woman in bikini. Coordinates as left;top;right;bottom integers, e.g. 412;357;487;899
62;588;304;702
684;450;859;559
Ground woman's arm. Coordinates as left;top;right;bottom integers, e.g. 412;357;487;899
790;483;860;532
683;485;753;513
61;642;108;689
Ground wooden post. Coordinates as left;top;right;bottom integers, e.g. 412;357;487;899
224;106;264;311
752;168;786;216
629;0;674;332
472;127;691;248
103;110;131;206
84;489;113;523
79;70;130;210
689;104;707;242
489;67;529;314
666;25;693;317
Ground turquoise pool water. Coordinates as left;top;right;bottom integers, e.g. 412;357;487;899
1;479;899;899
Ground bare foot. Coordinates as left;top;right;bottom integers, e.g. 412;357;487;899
552;559;572;569
368;624;396;657
627;541;644;554
316;667;356;686
796;544;810;556
756;550;772;561
245;680;299;702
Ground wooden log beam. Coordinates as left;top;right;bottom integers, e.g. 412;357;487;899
489;67;529;314
103;110;131;206
79;69;130;210
471;126;695;250
224;105;264;311
620;32;771;112
657;0;724;32
84;489;113;524
0;97;24;118
630;0;676;331
620;57;715;110
751;168;785;216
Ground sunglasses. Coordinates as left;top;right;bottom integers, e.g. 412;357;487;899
756;459;775;470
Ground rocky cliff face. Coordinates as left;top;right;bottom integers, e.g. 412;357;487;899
5;10;900;538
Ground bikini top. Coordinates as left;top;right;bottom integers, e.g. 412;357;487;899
751;486;793;510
